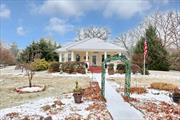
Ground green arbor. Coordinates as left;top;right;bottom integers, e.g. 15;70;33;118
101;55;131;98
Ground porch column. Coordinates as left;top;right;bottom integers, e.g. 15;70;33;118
65;52;68;62
59;53;62;62
86;51;88;62
85;51;89;74
71;51;74;61
104;51;107;60
104;51;108;74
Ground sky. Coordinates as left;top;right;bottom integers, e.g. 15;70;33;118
0;0;180;49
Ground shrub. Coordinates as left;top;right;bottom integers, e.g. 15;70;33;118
150;82;178;91
48;62;60;73
31;59;49;71
116;64;125;74
108;63;114;75
131;64;141;74
59;62;86;74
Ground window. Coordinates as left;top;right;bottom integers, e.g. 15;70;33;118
102;54;111;62
84;56;89;60
68;53;71;61
102;55;104;62
92;55;97;66
107;55;111;58
76;54;80;62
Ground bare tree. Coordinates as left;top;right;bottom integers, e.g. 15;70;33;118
24;64;35;87
144;11;180;50
75;26;110;41
115;11;180;58
0;42;16;65
114;27;144;59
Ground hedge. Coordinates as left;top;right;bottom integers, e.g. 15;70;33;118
59;62;86;74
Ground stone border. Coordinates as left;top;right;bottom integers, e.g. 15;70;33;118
15;85;46;93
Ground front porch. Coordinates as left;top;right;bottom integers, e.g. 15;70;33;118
58;51;120;67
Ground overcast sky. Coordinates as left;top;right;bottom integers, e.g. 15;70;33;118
0;0;179;48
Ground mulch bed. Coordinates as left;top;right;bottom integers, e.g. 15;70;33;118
135;101;180;120
117;87;147;94
83;82;103;101
123;97;180;120
122;95;139;103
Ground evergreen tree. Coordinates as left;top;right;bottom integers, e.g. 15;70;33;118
133;25;170;71
19;38;61;62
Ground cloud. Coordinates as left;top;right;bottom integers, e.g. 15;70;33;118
152;0;169;4
32;0;152;19
103;0;151;18
0;4;11;19
16;26;26;36
46;17;74;35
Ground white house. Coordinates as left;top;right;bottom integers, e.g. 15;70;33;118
56;38;126;66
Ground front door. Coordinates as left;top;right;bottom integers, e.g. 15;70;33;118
92;55;97;66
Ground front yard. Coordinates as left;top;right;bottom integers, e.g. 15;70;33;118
1;66;180;120
0;66;90;109
0;66;113;119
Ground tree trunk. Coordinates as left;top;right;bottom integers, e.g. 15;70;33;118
29;79;32;87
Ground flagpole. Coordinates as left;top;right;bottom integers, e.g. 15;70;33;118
143;34;147;76
143;54;145;75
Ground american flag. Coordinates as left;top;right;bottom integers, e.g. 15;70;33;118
144;38;148;58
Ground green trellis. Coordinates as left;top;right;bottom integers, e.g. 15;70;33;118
101;54;131;98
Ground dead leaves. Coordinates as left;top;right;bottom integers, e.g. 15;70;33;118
83;82;102;101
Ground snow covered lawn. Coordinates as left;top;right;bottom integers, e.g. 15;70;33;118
0;93;112;120
0;66;90;109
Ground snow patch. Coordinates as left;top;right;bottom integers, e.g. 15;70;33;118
131;89;173;103
19;86;44;92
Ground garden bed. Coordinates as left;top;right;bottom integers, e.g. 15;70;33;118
15;85;46;93
121;89;180;120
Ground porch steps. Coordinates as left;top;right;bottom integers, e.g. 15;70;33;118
88;66;102;73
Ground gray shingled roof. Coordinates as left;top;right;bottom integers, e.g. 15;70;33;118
56;38;126;52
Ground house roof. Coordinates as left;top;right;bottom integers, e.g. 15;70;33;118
56;38;126;52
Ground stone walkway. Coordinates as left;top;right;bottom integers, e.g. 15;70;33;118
92;73;144;120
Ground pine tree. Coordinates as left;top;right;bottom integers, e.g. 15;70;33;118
133;25;170;71
19;38;61;62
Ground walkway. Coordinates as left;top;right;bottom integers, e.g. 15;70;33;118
92;73;144;120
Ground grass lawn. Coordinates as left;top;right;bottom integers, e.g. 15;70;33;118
0;66;90;109
107;71;180;88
